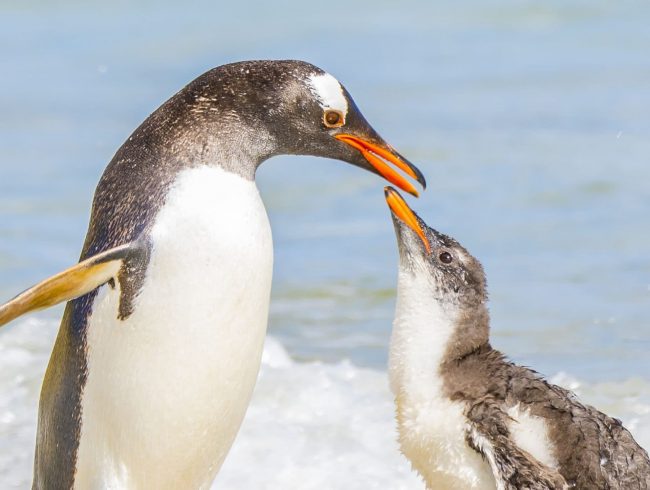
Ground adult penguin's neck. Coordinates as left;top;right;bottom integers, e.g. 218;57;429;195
84;89;278;259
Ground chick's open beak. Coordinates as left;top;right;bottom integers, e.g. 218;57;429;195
335;134;426;197
384;186;431;252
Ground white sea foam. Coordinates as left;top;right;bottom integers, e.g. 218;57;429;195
1;318;650;489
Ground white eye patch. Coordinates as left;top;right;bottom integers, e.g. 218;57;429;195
306;72;348;117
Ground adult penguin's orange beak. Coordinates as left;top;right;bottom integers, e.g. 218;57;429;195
335;134;426;197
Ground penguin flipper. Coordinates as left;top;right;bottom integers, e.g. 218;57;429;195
0;242;137;327
465;400;568;489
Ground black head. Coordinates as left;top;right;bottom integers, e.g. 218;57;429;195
173;60;426;193
384;187;487;308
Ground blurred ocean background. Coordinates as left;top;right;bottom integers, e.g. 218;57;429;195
1;0;649;488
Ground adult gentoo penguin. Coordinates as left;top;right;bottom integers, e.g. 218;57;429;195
0;60;425;489
383;187;650;489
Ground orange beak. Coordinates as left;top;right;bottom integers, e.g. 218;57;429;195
384;186;431;253
335;134;424;197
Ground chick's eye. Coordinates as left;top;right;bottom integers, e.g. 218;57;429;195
439;251;453;264
323;110;344;128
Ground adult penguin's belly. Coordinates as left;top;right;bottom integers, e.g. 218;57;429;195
75;166;273;489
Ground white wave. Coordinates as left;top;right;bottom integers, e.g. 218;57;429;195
0;317;57;489
1;317;649;488
216;336;420;489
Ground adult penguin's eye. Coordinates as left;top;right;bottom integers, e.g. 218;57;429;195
323;110;344;128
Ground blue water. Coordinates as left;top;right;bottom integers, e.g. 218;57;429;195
1;1;649;389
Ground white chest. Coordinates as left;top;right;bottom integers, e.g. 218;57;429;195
389;271;495;490
75;166;273;489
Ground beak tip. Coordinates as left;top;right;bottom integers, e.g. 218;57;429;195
415;171;427;191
